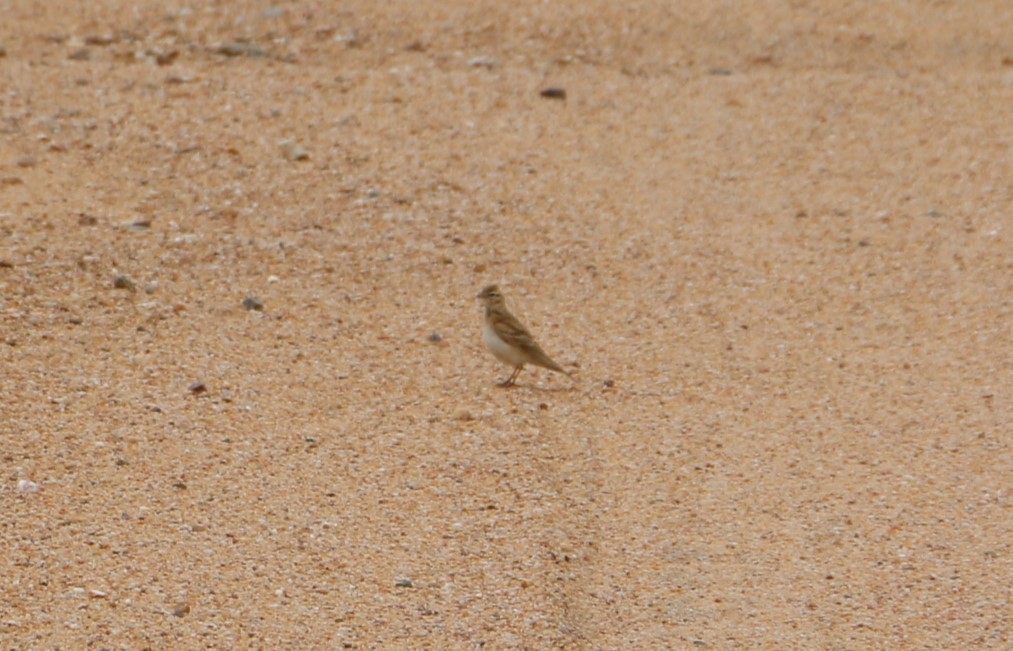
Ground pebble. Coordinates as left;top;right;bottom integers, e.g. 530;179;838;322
216;42;265;57
68;48;91;61
113;275;136;290
84;35;114;46
467;55;499;69
125;219;151;231
394;578;414;588
427;333;443;343
279;139;309;161
154;50;179;66
188;381;207;395
16;156;37;168
540;87;567;100
16;479;40;494
453;409;474;422
242;296;265;311
603;378;615;388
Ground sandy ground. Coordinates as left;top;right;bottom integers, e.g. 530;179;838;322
2;1;1011;648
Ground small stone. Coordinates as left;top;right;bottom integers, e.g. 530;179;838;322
84;35;115;46
603;378;615;388
453;409;474;422
126;219;151;231
16;156;37;168
1;177;22;186
394;578;414;588
78;213;98;226
539;87;567;100
68;316;83;325
427;333;443;343
171;602;190;617
154;50;179;66
216;42;264;57
467;55;499;68
216;43;246;57
279;139;309;161
16;479;40;494
538;402;549;411
113;275;136;291
0;260;13;268
68;48;91;61
242;296;264;311
333;30;361;47
188;382;207;395
88;589;108;598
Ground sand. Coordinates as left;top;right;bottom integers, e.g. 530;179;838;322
2;1;1010;648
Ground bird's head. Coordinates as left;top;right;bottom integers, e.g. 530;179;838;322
477;284;504;307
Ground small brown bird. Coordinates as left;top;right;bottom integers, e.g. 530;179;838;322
477;284;570;387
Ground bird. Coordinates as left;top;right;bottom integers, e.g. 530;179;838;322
477;284;571;387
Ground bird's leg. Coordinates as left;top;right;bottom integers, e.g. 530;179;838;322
498;365;523;387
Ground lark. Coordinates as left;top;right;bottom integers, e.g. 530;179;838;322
477;284;570;387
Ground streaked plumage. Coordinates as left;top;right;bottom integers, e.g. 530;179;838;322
477;284;569;386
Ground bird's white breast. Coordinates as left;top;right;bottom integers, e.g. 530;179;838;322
483;321;526;366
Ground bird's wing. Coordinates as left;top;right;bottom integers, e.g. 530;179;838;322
492;309;567;374
490;309;537;350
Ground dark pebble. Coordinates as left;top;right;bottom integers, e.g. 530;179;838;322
216;42;265;57
540;87;567;100
188;382;207;395
242;296;265;311
395;578;413;588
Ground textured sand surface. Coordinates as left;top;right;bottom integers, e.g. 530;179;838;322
2;1;1010;648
